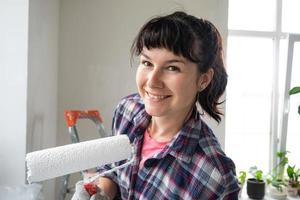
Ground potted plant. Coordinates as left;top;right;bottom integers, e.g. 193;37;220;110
286;165;300;197
267;178;287;200
238;171;247;198
276;151;289;181
267;151;289;200
247;166;265;199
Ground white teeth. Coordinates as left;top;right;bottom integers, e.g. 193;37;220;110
147;92;167;100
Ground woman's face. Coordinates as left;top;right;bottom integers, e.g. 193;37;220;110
136;47;201;119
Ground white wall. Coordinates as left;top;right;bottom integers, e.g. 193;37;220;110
27;0;60;199
0;0;29;187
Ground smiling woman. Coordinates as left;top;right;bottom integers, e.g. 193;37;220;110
136;48;202;141
0;1;230;199
70;11;240;200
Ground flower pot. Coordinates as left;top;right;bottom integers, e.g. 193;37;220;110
287;185;298;197
268;185;287;200
247;178;265;199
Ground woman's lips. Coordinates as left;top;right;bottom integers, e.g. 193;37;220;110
146;91;171;101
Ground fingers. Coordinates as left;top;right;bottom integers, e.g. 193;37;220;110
90;193;110;200
71;181;90;200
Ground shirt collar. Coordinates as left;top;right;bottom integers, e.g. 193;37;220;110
133;103;202;164
164;107;202;163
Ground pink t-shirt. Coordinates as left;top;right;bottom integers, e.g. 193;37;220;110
139;129;170;169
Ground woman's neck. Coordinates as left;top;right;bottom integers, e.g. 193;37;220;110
148;107;194;142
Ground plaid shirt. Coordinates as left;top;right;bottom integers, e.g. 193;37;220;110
99;93;240;200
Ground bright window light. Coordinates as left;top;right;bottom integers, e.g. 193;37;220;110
226;36;273;172
228;0;276;31
282;0;300;33
226;0;300;174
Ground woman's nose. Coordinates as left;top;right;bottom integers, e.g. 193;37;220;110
147;68;163;88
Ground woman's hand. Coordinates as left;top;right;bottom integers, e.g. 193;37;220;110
71;180;109;200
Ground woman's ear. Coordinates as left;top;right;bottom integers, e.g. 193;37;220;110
197;68;214;91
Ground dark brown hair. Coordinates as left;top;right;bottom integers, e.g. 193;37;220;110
131;11;227;123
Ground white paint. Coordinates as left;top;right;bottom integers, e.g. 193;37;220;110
26;135;131;183
27;0;60;199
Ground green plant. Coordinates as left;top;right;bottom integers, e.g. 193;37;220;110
266;151;289;192
239;171;247;186
289;86;300;115
274;151;289;181
249;166;264;181
267;176;287;192
287;165;300;187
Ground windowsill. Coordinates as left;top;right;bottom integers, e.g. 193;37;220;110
241;196;300;200
240;190;300;200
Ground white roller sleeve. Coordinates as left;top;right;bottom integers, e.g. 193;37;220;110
26;135;131;183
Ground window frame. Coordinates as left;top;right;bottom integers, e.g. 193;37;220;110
227;0;293;171
280;34;300;159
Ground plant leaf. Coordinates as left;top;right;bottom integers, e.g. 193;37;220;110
239;171;247;185
256;170;263;181
298;105;300;115
289;86;300;95
287;165;294;178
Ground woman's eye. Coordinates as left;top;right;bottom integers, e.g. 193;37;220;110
141;60;152;67
167;66;180;72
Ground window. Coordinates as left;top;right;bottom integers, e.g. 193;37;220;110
228;0;276;31
225;0;300;173
282;0;300;33
226;37;273;173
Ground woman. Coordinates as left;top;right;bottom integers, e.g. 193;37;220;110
72;11;240;200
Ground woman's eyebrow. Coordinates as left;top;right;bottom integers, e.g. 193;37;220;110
165;59;186;64
140;52;151;59
141;52;186;64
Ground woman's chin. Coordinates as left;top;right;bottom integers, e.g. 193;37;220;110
145;107;165;117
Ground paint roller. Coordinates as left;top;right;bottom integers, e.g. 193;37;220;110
26;135;135;183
